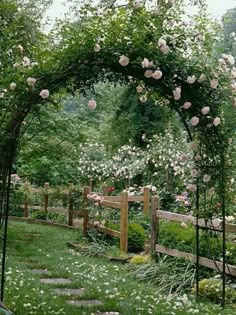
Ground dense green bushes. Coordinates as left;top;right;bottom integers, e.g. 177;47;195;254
105;221;147;253
193;278;236;303
158;221;236;265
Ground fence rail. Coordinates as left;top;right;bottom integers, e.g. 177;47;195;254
150;196;236;277
18;182;79;226
83;186;151;252
16;183;151;253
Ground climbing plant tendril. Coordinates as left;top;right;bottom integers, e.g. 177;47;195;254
0;0;236;304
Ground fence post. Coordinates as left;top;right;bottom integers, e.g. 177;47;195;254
143;186;150;215
83;186;91;236
44;182;49;215
68;183;74;226
24;194;29;217
151;196;160;252
102;186;108;196
120;191;128;252
89;179;94;192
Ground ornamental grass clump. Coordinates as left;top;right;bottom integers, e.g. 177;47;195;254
130;256;196;296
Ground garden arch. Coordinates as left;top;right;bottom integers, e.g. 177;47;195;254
0;1;235;305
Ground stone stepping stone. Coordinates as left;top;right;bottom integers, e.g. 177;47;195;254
40;278;72;285
53;288;85;296
30;269;50;275
66;300;103;308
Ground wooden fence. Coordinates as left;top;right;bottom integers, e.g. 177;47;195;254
83;186;150;252
18;183;151;252
19;182;84;226
150;196;236;277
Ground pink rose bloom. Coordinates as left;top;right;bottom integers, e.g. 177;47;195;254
88;99;97;110
94;43;101;52
213;117;220;126
18;44;24;53
189;142;197;151
180;154;188;163
232;82;236;91
191;169;198;177
173;87;181;100
210;79;218;89
231;69;236;79
203;174;211;183
119;55;129;66
144;70;153;78
27;77;37;87
218;58;226;66
140;95;148;103
198;73;206;83
39;89;49;99
160;45;170;55
133;1;142;9
22;56;30;67
226;54;235;65
151;186;157;193
183;102;191;109
190;116;199;126
187;184;197;192
201;106;210;115
152;70;162;80
158;38;166;47
10;82;16;90
136;85;144;93
209;187;215;196
141;58;149;68
187;76;196;84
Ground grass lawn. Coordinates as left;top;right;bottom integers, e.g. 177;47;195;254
3;221;235;315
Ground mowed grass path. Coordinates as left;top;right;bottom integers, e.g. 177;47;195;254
3;221;234;315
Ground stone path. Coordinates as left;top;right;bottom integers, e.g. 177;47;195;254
66;300;103;307
29;260;119;313
53;288;85;296
40;278;72;285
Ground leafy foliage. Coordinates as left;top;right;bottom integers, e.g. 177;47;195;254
128;222;146;253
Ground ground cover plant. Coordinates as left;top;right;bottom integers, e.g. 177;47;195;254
4;221;236;315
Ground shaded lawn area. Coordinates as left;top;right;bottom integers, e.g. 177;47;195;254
3;221;234;315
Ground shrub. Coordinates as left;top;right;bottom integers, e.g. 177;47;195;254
193;278;236;303
105;221;146;252
30;210;47;220
130;255;150;265
128;223;146;253
159;221;236;265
